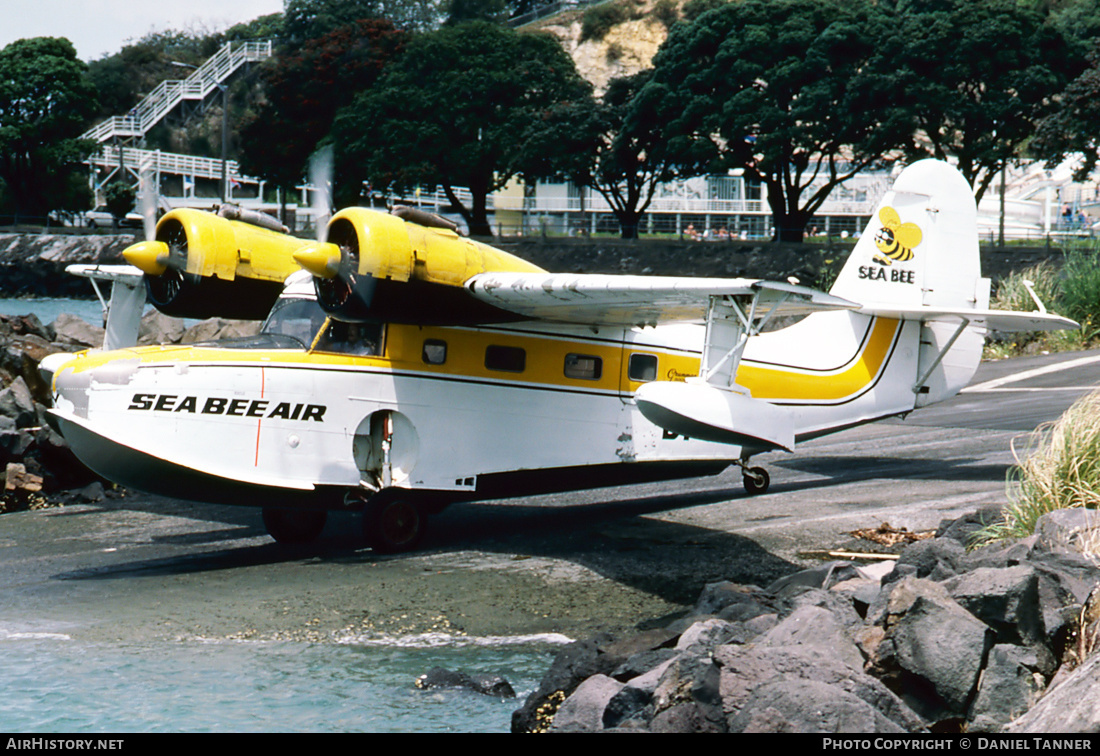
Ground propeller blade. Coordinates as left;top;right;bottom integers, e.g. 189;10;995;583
139;159;157;242
309;145;333;243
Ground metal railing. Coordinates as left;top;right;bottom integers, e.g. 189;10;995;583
81;40;272;145
90;146;251;183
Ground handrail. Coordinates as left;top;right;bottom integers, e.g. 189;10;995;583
89;145;255;183
81;41;272;144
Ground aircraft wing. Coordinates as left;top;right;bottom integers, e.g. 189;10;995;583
466;272;859;327
65;263;145;283
857;304;1078;332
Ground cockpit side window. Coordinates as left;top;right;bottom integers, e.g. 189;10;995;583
313;319;385;356
261;298;328;348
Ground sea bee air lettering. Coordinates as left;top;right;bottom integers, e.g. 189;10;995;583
128;393;326;422
857;265;916;284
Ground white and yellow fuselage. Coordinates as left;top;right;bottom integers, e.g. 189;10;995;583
46;294;930;508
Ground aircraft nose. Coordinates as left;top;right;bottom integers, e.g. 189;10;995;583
38;352;76;389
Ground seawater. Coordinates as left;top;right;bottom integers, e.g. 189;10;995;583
0;298;104;328
0;630;562;733
0;297;561;733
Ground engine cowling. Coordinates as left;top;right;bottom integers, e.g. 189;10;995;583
123;208;315;320
294;207;546;326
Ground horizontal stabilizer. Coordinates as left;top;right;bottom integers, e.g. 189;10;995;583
858;304;1078;333
467;272;857;327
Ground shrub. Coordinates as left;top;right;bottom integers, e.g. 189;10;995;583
580;0;647;42
1059;244;1100;339
991;260;1061;315
653;0;680;28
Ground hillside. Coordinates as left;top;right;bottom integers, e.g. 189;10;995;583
528;0;680;94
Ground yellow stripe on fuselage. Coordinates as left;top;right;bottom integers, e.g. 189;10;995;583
55;318;900;405
738;317;901;402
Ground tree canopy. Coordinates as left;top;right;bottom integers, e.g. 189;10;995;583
646;0;892;242
238;18;408;215
1033;41;1100;180
0;37;97;217
871;0;1078;203
332;21;592;235
565;71;683;238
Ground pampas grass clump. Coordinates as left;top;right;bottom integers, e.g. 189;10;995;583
975;390;1100;545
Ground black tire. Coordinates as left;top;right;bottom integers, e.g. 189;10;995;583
262;507;327;544
363;493;426;554
743;466;770;495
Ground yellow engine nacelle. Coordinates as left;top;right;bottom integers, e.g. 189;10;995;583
123;207;315;320
294;207;546;325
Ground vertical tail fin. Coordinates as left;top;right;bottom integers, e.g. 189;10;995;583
829;159;990;408
830;159;989;311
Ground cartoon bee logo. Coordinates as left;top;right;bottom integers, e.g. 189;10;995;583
873;207;922;266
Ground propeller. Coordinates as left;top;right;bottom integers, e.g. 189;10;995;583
295;145;348;296
140;159;157;243
125;159;172;276
123;161;191;309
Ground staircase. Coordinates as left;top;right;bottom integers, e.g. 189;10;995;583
83;41;272;203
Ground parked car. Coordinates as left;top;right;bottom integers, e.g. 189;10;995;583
85;206;143;229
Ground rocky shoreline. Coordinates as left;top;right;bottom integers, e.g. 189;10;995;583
510;507;1100;733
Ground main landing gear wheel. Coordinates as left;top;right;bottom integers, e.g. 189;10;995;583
363;493;427;554
742;466;770;495
262;507;328;544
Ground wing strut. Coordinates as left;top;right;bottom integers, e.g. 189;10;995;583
912;316;970;394
699;285;799;389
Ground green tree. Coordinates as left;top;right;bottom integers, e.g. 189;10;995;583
0;37;97;218
874;0;1077;202
1033;41;1100;180
444;0;510;25
284;0;383;46
239;18;408;218
566;72;682;238
332;21;593;236
104;181;136;228
284;0;442;44
647;0;893;242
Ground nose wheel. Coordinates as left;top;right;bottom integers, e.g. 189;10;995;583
739;463;770;495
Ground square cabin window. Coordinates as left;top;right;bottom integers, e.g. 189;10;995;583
628;353;658;382
564;353;602;380
422;339;447;365
485;345;526;373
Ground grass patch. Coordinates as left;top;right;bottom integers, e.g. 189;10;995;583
984;254;1095;360
973;390;1100;546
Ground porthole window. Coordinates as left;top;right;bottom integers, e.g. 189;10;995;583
485;345;526;373
628;353;658;382
564;353;602;380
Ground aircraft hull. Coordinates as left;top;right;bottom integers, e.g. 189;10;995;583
52;413;338;508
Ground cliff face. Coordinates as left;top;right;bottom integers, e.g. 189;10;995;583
528;0;677;95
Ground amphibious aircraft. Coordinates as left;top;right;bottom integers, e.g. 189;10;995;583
40;160;1076;552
